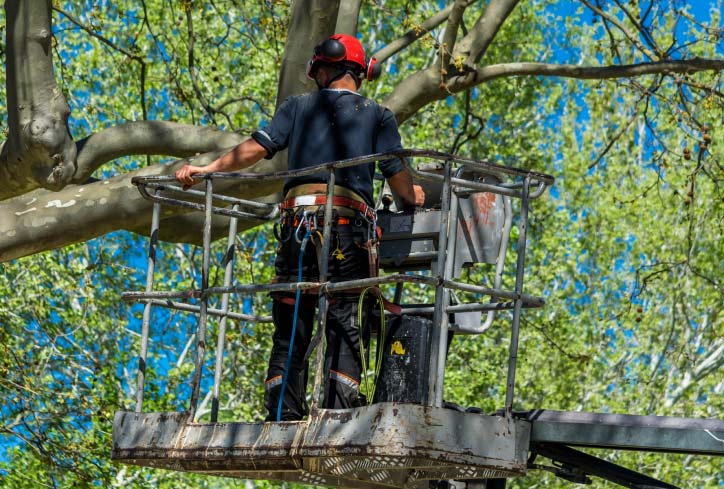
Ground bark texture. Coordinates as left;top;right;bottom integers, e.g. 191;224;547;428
0;0;76;200
0;154;280;261
0;0;342;260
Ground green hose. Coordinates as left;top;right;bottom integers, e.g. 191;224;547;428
358;287;386;403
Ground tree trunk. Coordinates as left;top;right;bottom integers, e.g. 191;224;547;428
0;0;77;200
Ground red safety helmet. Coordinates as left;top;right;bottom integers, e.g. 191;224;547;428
306;33;382;82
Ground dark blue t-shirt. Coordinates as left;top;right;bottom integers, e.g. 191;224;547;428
251;88;405;206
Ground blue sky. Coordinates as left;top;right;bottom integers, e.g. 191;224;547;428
2;0;723;480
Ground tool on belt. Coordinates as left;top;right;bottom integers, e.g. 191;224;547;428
275;194;382;278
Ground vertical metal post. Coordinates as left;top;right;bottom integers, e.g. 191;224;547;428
433;182;460;406
311;170;336;411
504;177;531;414
210;204;239;422
135;191;161;413
189;178;213;419
428;161;452;407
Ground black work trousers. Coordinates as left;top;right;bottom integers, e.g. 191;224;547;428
264;213;374;421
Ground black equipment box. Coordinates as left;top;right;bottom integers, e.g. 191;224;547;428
373;314;431;404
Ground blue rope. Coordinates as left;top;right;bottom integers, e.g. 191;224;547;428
277;227;311;421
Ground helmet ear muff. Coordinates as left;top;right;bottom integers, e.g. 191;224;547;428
316;38;346;61
366;57;382;81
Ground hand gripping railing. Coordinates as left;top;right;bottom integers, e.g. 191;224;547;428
123;149;553;420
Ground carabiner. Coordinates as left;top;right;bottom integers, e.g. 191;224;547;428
295;210;317;243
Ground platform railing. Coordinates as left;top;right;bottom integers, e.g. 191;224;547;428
123;149;553;421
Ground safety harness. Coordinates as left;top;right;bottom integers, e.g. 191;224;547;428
273;193;397;417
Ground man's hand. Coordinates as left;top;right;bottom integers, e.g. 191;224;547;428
174;138;268;189
388;169;425;208
412;184;425;207
175;165;205;190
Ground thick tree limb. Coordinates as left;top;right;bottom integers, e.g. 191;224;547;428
335;0;362;35
384;69;442;123
454;0;521;65
73;121;245;182
265;0;341;185
0;154;281;262
2;122;245;198
1;0;77;200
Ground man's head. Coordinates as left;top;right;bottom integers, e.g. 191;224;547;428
307;34;382;89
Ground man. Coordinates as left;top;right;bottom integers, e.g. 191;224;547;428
176;33;423;421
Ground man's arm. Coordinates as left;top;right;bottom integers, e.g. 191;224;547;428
387;168;425;207
175;138;268;188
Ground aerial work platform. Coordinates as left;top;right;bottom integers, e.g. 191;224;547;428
113;404;530;487
115;150;724;488
113;406;724;487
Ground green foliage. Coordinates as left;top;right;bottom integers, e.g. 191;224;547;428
2;0;724;488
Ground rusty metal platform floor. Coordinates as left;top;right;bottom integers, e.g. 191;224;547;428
112;403;530;488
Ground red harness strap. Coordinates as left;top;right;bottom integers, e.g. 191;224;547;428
280;195;376;221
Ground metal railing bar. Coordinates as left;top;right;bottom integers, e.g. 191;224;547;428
124;276;544;307
447;302;513;313
189;179;214;419
136;183;277;221
441;279;545;307
436;170;462;401
311;169;336;411
144;182;277;211
135;193;161;413
123;281;323;301
412;167;547;200
322;274;439;292
148;183;275;209
140;298;273;323
505;177;531;414
131;149;554;187
428;162;453;407
211;204;239;422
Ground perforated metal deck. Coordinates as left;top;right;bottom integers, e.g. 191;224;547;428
112;403;530;488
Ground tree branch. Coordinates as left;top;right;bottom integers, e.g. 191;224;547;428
467;58;724;84
371;2;466;64
73;121;244;182
52;6;142;61
454;0;521;65
276;0;340;104
611;0;660;57
439;0;470;87
386;57;724;125
441;0;470;64
185;6;217;124
0;153;280;262
335;0;362;35
580;0;657;61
